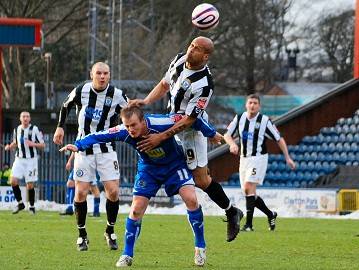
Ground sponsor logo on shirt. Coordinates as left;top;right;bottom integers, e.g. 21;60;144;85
196;98;207;109
85;107;103;120
242;131;254;140
145;147;165;159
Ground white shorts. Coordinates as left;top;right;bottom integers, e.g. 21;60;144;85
239;154;268;188
11;157;38;183
177;128;208;170
74;151;120;182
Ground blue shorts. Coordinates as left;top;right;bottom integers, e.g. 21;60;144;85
133;162;194;199
68;170;100;186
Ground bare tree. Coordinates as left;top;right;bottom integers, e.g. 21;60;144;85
212;0;293;95
0;0;87;108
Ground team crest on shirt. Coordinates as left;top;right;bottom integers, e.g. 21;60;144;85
181;79;191;91
105;97;113;106
255;122;261;129
137;179;146;188
76;169;84;177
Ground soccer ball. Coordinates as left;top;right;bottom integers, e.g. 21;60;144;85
191;3;219;31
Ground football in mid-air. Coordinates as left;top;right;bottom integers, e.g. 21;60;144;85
191;3;219;31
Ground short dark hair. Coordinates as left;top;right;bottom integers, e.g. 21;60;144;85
120;106;144;121
246;93;261;104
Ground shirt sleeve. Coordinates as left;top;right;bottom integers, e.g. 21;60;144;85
264;119;281;141
225;114;239;138
75;125;128;151
57;87;81;128
34;126;45;143
191;117;216;138
186;85;213;118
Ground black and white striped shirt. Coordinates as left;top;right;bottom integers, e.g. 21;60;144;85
13;124;44;158
164;53;213;119
226;112;281;157
58;82;128;155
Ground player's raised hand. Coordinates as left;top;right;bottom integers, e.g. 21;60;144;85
53;127;64;145
128;99;147;107
59;144;78;153
209;132;223;145
286;157;296;170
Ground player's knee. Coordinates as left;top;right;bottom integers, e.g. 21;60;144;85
67;180;75;188
105;187;119;201
130;208;143;219
184;196;198;210
26;182;34;189
76;188;88;200
193;173;211;189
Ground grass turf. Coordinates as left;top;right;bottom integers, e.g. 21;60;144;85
0;211;358;270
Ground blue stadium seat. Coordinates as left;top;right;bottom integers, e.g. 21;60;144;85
293;181;300;188
278;162;286;171
303;172;312;182
343;142;351;152
320;127;330;135
288;171;296;181
317;152;326;162
337;117;345;126
330;135;339;143
338;134;346;143
342;125;350;134
316;134;325;144
346;133;354;143
286;181;293;188
307;161;315;171
296;172;304;181
328;143;336;153
335;142;344;152
350;142;358;152
354;134;359;143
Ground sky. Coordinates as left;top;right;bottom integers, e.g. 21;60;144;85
287;0;355;27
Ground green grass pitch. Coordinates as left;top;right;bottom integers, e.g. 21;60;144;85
0;211;358;270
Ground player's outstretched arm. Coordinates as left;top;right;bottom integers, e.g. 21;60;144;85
59;144;78;153
137;115;196;152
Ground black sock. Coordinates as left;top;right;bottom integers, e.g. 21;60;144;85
28;188;35;207
245;195;256;227
255;196;273;217
74;201;87;237
106;199;119;234
12;185;23;202
203;181;231;210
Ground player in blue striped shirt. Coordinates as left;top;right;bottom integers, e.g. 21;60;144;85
60;106;222;267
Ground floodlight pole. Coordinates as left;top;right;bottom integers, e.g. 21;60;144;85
0;47;3;145
25;82;36;109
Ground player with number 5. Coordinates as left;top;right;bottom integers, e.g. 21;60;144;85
224;94;296;232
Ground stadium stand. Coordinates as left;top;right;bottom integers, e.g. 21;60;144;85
211;77;359;188
223;109;359;188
